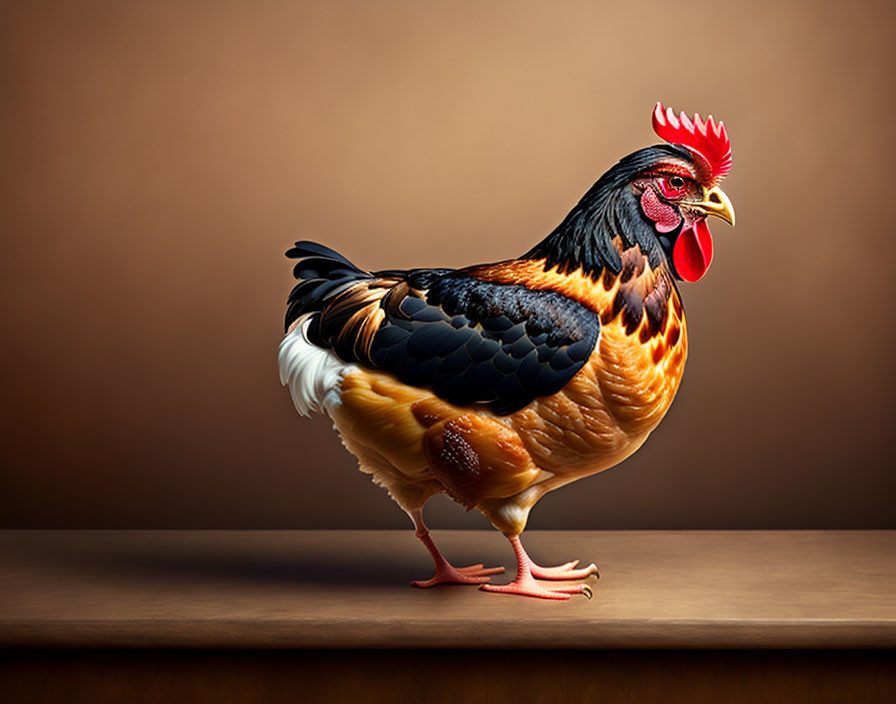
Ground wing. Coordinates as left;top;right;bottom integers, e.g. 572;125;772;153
294;250;601;415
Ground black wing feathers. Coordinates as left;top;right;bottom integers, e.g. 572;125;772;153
285;242;600;415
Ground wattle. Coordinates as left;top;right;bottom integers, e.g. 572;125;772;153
672;218;714;282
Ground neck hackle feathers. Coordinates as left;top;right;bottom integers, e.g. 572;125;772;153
525;103;732;279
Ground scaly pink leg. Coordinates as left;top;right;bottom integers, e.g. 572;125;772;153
480;535;596;600
409;510;504;588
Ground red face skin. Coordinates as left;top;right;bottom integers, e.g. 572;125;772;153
636;169;714;282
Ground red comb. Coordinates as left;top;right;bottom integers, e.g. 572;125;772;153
652;102;732;185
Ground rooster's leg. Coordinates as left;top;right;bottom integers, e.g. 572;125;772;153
480;535;596;600
409;509;505;588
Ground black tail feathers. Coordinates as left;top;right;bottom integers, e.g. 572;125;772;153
284;241;373;332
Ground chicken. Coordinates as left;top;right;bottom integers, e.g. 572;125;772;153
278;103;735;599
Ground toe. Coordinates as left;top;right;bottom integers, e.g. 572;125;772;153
411;563;503;588
459;565;505;576
530;560;599;581
480;582;572;600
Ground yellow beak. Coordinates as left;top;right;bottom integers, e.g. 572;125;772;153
689;186;736;226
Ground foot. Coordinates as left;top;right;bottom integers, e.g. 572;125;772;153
480;576;593;601
479;534;597;600
412;562;505;588
530;559;599;581
408;511;505;588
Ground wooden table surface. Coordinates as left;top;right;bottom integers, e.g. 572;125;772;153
1;530;894;649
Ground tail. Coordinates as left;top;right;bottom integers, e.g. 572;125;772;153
284;240;408;366
284;241;375;333
281;241;386;417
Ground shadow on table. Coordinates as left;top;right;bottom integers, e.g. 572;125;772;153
11;536;457;589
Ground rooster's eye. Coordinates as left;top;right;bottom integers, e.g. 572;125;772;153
657;175;689;199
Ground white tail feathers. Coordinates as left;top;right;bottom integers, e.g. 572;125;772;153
278;317;356;417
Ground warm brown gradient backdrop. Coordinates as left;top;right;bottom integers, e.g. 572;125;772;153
1;0;893;529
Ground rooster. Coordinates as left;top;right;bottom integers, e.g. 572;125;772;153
279;103;734;599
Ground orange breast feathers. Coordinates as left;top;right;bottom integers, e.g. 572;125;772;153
464;255;688;437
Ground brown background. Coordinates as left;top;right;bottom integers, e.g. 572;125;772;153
1;0;893;529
